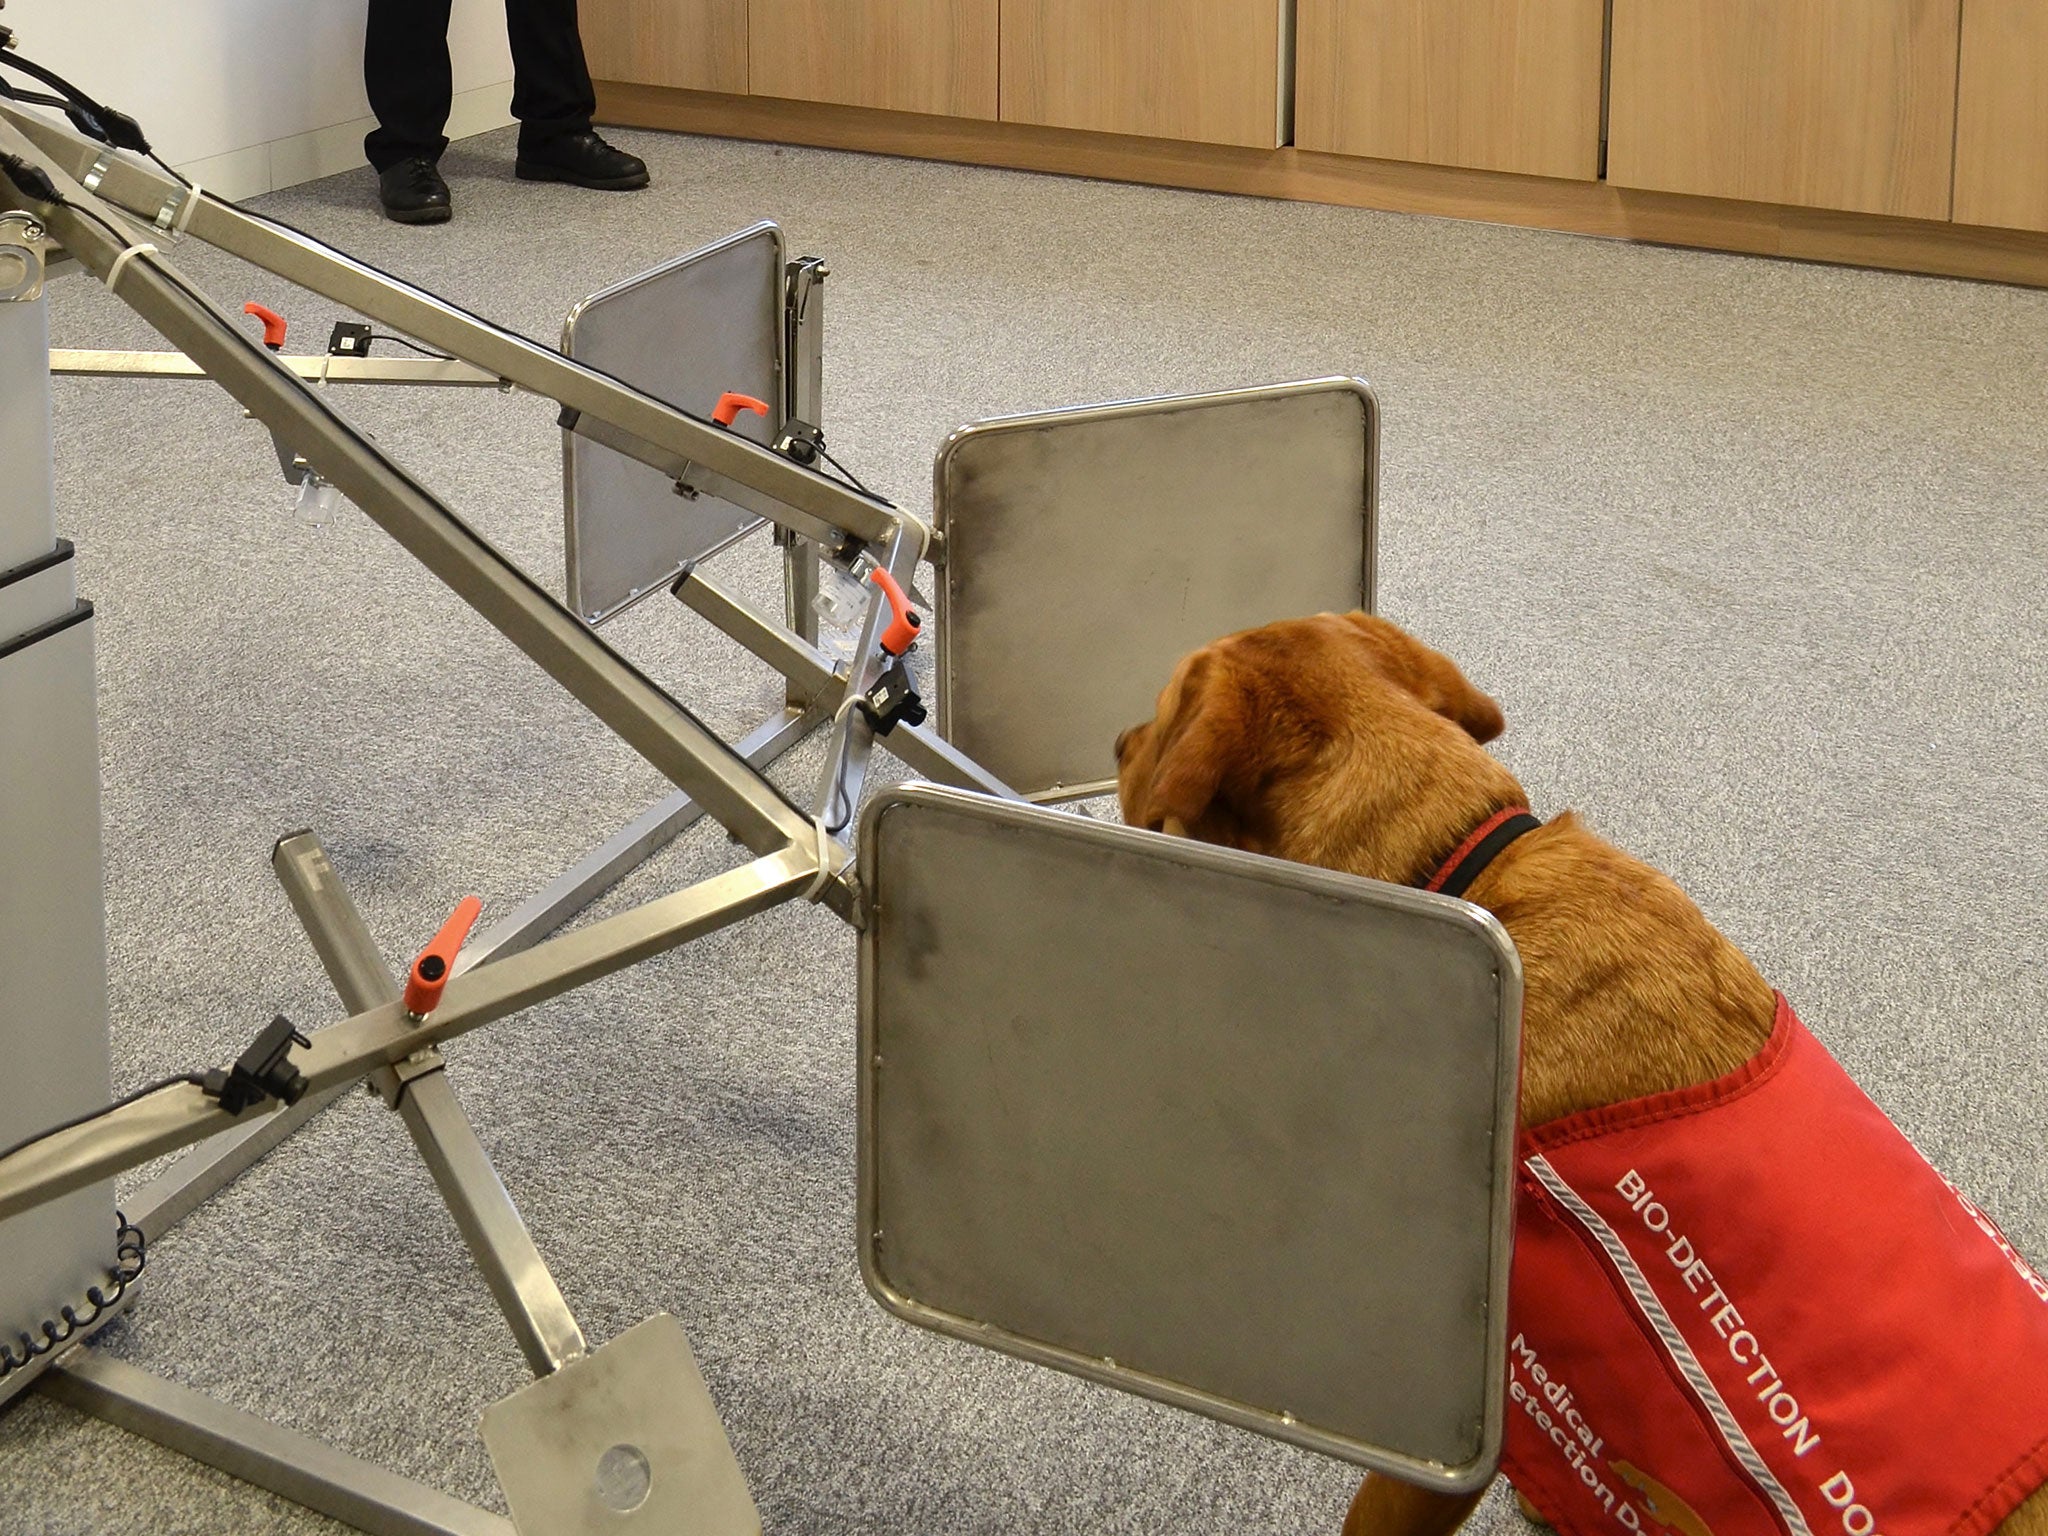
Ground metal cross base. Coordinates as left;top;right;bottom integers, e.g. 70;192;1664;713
120;699;821;1254
42;828;762;1536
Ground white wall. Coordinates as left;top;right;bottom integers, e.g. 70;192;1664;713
2;0;514;197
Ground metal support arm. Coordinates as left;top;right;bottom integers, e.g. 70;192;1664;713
0;103;901;551
44;1353;514;1536
270;832;589;1378
0;116;826;868
673;568;1019;801
50;348;507;388
0;845;819;1224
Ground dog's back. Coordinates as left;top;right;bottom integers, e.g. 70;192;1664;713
1115;611;2048;1536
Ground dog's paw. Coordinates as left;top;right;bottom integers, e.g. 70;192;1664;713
1515;1492;1553;1530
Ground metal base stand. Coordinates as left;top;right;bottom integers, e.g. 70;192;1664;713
44;1354;513;1536
1;94;1496;1531
46;823;766;1535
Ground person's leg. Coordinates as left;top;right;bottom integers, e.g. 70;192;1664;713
363;0;457;170
505;0;597;152
508;0;649;189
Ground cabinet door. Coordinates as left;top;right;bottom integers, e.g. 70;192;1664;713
1608;0;1960;219
1954;0;2048;232
749;0;998;118
1296;1;1605;181
1000;0;1285;149
582;0;748;92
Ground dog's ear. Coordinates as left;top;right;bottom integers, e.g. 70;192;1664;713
1343;612;1505;744
1136;651;1245;837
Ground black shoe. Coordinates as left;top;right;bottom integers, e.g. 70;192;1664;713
515;131;650;191
377;157;451;224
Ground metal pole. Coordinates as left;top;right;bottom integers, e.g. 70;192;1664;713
0;120;825;865
458;704;821;974
0;103;902;551
44;1353;515;1536
0;845;819;1223
270;831;589;1378
396;1073;589;1376
779;256;827;708
49;349;506;387
673;569;1019;800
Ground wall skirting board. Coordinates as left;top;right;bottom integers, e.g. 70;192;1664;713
594;83;2048;290
173;81;515;202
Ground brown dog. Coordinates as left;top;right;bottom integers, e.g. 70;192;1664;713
1114;610;2047;1536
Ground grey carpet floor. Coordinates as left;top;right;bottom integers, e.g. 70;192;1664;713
2;122;2045;1534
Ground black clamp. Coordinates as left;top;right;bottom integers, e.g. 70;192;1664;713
202;1016;311;1115
327;321;375;358
858;657;927;736
775;422;825;468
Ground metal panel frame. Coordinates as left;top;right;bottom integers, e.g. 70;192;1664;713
931;377;1379;798
854;784;1521;1492
561;221;786;626
0;95;1523;1520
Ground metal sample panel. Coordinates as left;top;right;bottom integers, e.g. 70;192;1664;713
933;378;1378;797
857;786;1519;1487
482;1314;759;1536
562;224;785;624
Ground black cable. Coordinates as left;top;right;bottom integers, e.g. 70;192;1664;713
0;48;150;154
3;169;163;269
148;150;193;191
369;332;453;360
0;48;91;104
0;1073;207;1169
0;42;202;211
0;1212;149;1380
0;75;69;111
818;445;885;501
826;768;855;837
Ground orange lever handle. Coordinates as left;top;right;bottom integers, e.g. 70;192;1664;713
868;568;922;657
243;302;287;350
712;392;770;428
403;895;482;1017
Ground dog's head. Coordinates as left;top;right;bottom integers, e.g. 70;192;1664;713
1114;611;1523;883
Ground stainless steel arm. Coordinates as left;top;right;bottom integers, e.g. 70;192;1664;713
0;846;818;1224
0;117;825;863
273;831;591;1379
673;567;1019;800
50;348;507;387
0;102;902;550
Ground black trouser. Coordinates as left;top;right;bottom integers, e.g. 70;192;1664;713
363;0;596;170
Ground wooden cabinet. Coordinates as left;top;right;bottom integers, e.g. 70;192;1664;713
1607;0;1960;220
999;0;1285;149
748;0;998;118
1295;0;1604;181
582;0;748;93
1954;0;2048;232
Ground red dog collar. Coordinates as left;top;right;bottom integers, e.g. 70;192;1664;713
1424;806;1542;898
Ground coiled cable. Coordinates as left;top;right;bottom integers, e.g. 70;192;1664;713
0;1211;148;1380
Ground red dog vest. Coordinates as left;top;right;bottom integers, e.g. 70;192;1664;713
1501;996;2048;1536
